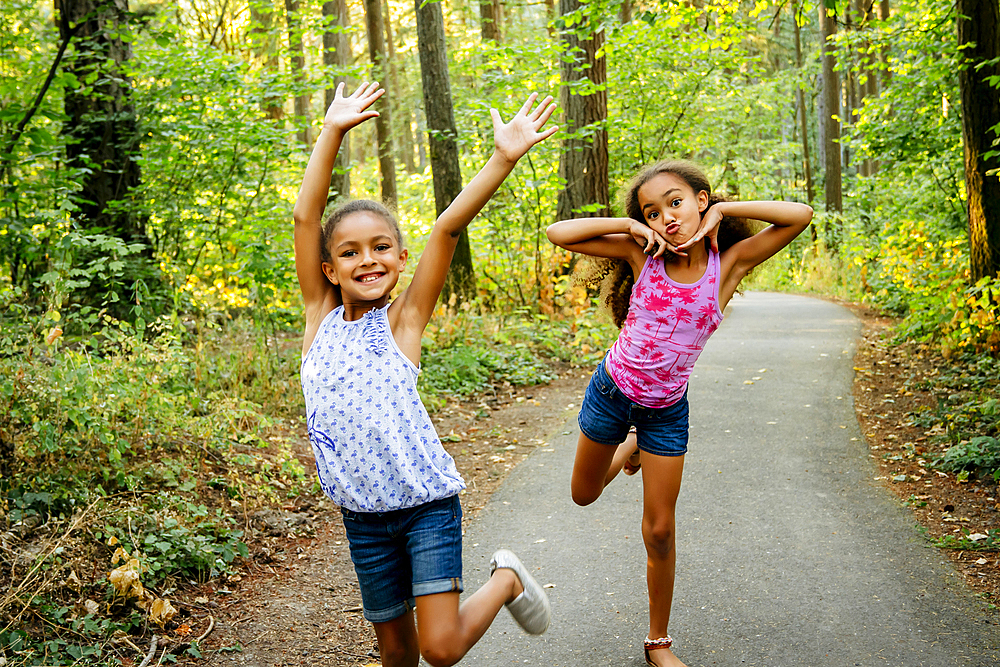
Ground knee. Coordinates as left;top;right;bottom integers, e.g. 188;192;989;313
571;476;603;506
642;521;674;557
572;487;600;506
379;642;419;667
420;643;463;667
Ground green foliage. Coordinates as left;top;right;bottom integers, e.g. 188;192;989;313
930;528;1000;551
934;436;1000;481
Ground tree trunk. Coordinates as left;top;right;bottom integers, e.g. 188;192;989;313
878;0;891;90
383;0;414;173
415;0;475;302
285;0;311;146
793;2;815;207
56;0;162;315
250;0;284;121
363;0;397;205
819;3;843;232
957;0;1000;280
480;0;501;42
556;0;609;223
324;0;352;201
620;0;632;24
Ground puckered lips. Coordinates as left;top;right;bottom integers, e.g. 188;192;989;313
664;222;681;235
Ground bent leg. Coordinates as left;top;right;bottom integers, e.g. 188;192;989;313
372;610;420;667
640;452;687;667
571;432;619;506
414;569;521;667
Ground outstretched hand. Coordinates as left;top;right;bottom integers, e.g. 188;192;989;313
491;93;558;164
323;81;384;134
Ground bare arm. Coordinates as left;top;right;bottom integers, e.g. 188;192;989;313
546;216;669;271
391;94;558;337
689;200;812;304
293;82;383;318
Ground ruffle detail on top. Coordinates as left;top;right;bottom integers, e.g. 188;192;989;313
361;307;388;356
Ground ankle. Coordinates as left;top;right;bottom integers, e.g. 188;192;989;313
492;567;523;603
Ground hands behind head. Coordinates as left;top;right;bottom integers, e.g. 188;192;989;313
491;93;559;164
323;81;384;134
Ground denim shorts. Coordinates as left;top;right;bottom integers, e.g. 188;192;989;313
577;358;690;457
340;495;463;623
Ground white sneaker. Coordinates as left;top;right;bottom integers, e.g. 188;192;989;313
489;549;551;635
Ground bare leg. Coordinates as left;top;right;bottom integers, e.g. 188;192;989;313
413;568;523;667
372;610;420;667
604;430;641;486
571;432;619;506
640;453;688;667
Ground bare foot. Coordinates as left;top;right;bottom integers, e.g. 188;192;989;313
623;447;641;475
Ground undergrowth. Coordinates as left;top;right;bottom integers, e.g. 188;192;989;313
0;302;614;665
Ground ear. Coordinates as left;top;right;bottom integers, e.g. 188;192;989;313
321;261;339;286
697;190;710;213
398;247;409;270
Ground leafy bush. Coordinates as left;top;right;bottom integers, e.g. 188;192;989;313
933;436;1000;481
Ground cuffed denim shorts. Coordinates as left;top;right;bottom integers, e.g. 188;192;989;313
340;495;463;623
577;357;690;457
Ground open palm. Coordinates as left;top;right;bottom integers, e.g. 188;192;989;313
324;81;384;134
491;93;558;164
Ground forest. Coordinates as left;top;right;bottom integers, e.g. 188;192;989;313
1;0;998;663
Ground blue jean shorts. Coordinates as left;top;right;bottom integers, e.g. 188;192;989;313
577;358;690;457
340;495;464;623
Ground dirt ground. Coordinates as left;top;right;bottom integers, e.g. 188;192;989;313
184;362;590;666
169;306;998;666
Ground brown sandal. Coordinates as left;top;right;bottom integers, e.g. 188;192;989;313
643;635;674;666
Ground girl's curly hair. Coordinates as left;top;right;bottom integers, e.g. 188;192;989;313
576;160;759;328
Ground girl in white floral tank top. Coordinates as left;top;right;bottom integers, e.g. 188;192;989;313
294;84;558;665
547;160;813;667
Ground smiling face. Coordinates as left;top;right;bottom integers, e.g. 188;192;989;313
636;172;709;247
322;211;408;307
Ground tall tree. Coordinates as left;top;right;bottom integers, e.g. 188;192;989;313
480;0;501;42
793;2;815;207
323;0;352;200
363;0;397;205
877;0;891;90
415;0;475;301
250;0;284;120
55;0;161;311
957;0;1000;280
285;0;311;146
556;0;609;223
819;2;843;240
382;0;414;173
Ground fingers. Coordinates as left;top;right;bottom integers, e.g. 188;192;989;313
518;92;539;116
534;100;557;127
334;81;346;98
537;125;559;141
530;96;555;121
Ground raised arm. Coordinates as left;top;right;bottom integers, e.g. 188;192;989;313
546;216;670;269
293;82;384;314
393;93;558;331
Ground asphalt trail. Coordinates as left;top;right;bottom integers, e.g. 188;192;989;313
459;292;999;667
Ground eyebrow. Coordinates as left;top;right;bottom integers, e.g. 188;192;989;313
336;234;394;250
641;188;681;211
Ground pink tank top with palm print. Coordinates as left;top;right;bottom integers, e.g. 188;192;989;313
606;249;724;408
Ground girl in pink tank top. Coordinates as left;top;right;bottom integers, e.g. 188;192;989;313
547;160;813;667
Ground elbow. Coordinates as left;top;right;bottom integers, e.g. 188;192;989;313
545;221;567;245
799;204;814;227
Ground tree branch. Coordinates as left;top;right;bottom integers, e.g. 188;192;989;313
0;22;80;179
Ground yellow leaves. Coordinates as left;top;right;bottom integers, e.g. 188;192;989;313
106;542;177;628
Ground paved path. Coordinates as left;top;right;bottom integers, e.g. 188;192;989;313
459;292;999;667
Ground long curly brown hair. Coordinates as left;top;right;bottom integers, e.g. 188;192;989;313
577;160;760;328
